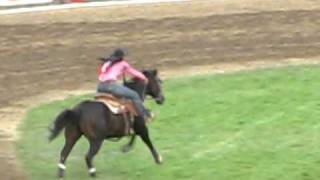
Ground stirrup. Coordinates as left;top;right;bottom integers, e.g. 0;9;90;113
144;112;155;123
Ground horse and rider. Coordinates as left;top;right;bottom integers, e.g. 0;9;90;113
97;48;158;122
48;48;165;178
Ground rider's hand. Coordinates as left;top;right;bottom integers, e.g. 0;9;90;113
144;79;149;84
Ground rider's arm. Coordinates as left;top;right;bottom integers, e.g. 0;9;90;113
123;61;148;82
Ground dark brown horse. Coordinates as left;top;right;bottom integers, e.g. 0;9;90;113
48;69;165;178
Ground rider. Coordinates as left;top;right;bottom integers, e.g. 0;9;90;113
97;48;151;121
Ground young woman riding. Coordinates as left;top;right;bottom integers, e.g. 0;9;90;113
97;48;151;121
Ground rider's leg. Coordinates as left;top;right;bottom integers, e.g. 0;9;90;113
97;82;150;120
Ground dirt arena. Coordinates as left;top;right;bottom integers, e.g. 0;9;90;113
1;0;320;179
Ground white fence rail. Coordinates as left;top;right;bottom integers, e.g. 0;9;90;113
0;0;188;15
0;0;54;6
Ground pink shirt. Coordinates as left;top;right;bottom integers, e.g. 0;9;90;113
98;60;147;82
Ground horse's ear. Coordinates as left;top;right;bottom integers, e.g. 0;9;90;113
142;69;148;75
142;69;158;76
152;69;158;76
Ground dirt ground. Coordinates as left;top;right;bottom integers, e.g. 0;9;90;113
1;0;320;179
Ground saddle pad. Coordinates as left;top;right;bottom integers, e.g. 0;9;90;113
96;99;126;114
94;93;137;116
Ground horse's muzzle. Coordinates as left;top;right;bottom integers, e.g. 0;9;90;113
155;95;165;105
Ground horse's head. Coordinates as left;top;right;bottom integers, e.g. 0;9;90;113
143;69;165;105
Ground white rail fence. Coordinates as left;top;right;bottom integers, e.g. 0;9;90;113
0;0;188;15
0;0;54;6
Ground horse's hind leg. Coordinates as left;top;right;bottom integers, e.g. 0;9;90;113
57;127;81;178
121;135;136;153
134;119;162;164
85;139;103;177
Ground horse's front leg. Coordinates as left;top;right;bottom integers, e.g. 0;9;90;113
134;118;162;164
121;135;136;153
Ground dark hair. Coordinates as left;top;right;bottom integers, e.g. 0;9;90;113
112;48;125;59
108;48;126;65
98;48;126;64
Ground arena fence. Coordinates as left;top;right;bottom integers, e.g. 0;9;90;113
0;0;188;14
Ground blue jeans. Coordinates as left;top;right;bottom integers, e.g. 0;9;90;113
97;82;147;118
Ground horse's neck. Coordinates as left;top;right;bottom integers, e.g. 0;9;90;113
124;80;146;101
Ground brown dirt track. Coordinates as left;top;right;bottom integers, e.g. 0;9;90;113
1;0;320;179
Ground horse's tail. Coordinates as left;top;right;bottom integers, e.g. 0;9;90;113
48;109;79;142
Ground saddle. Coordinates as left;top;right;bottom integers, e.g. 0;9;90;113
94;93;137;135
94;93;138;116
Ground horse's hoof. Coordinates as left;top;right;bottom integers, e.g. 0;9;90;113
90;172;96;178
89;168;96;178
121;145;132;153
57;169;65;178
156;154;163;164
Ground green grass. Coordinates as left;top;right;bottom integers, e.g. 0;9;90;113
17;65;320;180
